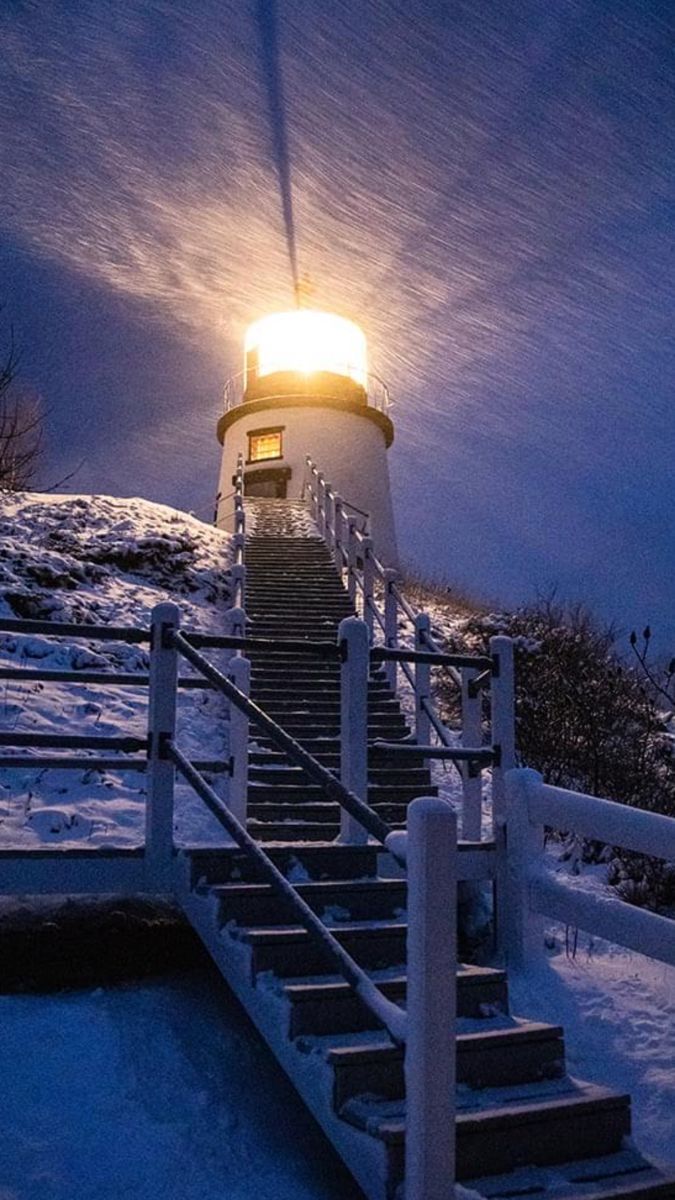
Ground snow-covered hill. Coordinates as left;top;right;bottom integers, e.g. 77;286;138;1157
0;493;232;848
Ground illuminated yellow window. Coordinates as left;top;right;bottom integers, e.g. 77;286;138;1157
248;429;283;463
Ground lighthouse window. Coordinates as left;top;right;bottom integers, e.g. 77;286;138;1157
248;427;283;463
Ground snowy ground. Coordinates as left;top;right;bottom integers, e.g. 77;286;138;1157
512;929;675;1166
0;493;233;848
1;493;673;1180
0;968;363;1200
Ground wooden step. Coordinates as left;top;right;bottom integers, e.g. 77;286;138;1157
212;877;407;925
233;919;408;976
247;804;408;827
340;1079;632;1182
469;1148;675;1200
248;764;430;786
247;819;362;841
249;699;402;715
187;842;380;887
284;964;508;1036
325;1019;565;1106
246;783;435;804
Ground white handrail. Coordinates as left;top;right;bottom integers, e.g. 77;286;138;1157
302;455;515;848
504;768;675;970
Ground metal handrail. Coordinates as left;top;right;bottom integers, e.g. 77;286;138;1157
0;618;149;643
171;632;395;848
0;666;212;689
169;743;405;1044
183;632;340;658
390;581;418;626
371;646;492;670
0;732;147;751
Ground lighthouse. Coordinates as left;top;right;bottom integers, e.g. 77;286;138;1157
215;309;397;562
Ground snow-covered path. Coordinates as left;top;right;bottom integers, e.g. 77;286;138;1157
0;969;362;1200
511;935;675;1165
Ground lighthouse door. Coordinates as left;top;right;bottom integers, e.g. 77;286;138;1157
243;466;292;498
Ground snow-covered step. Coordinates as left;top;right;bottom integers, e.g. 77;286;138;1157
187;843;381;888
211;876;407;925
470;1148;675;1200
341;1078;632;1183
231;918;408;977
322;1018;565;1105
247;819;396;842
283;963;508;1036
247;782;436;804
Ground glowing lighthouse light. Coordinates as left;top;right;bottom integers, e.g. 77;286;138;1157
245;310;367;389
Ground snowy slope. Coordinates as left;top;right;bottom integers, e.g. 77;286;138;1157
0;493;232;848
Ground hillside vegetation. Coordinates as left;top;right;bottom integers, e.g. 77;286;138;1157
405;574;675;911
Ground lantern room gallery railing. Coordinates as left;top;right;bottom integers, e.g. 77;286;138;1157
222;369;393;415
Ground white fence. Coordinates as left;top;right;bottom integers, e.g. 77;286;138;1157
303;455;515;845
504;768;675;969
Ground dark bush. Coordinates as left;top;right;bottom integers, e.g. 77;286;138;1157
436;598;675;909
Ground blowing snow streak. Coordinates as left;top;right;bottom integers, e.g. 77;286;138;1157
256;0;301;305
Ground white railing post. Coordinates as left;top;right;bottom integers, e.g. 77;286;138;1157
225;604;247;642
490;635;515;962
362;538;375;640
333;496;344;572
228;655;251;825
414;613;431;749
461;667;482;841
230;563;246;613
324;486;334;550
318;475;327;539
405;796;456;1200
346;517;358;607
490;635;516;835
338;617;369;844
146;602;180;889
504;769;544;969
383;569;398;692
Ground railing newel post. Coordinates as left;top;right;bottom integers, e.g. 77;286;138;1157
383;569;399;692
228;655;250;825
414;613;431;751
490;634;516;827
346;517;358;606
146;602;180;889
461;666;483;840
504;768;544;968
324;486;334;550
230;563;246;612
405;796;456;1200
490;634;516;962
318;475;327;539
362;538;375;640
338;617;369;844
333;496;344;572
225;604;247;643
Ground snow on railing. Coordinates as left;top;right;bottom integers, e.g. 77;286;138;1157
504;768;675;970
303;455;515;844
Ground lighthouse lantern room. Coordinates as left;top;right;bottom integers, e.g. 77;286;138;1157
216;309;397;562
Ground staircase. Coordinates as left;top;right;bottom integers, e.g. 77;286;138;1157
177;500;675;1200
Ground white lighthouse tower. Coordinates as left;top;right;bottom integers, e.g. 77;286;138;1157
215;309;397;562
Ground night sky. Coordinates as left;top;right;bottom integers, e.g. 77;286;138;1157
1;1;673;648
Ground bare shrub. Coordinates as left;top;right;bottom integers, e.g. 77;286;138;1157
436;598;675;910
0;320;43;490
